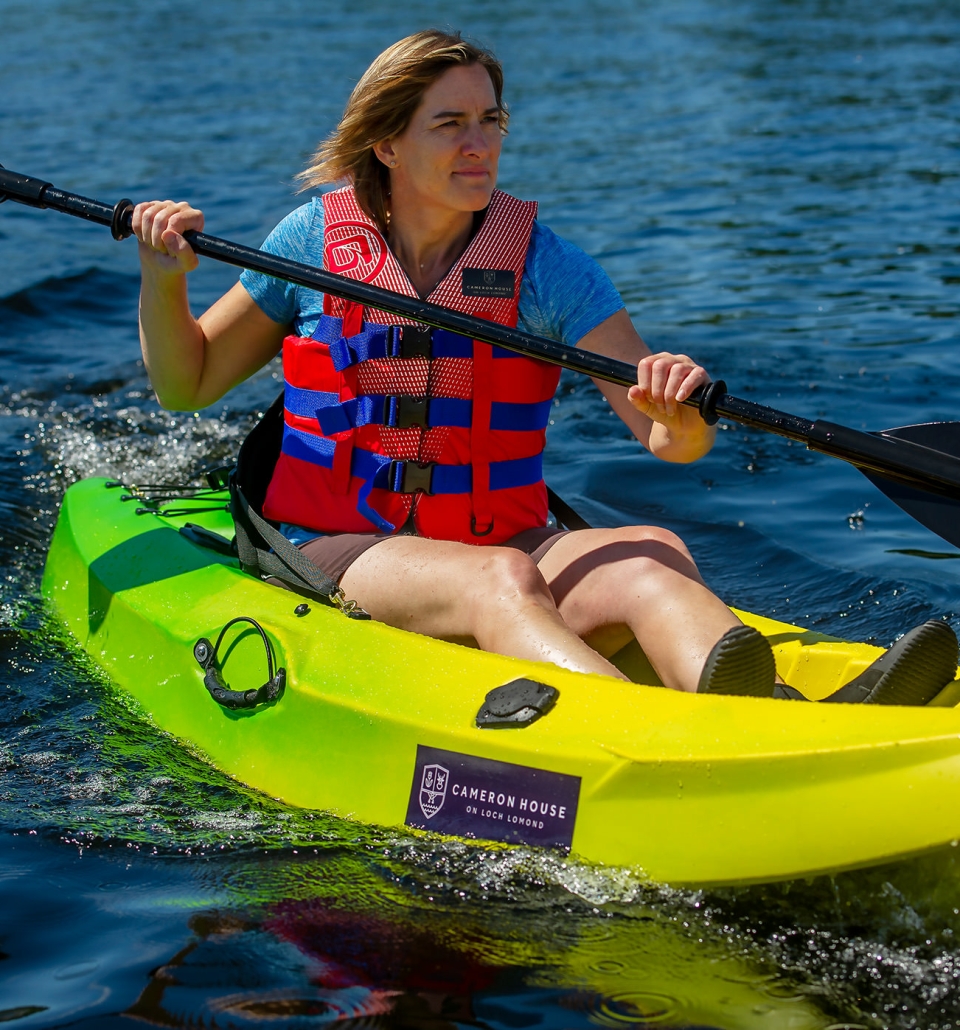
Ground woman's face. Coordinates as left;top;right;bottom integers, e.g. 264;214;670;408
382;62;503;215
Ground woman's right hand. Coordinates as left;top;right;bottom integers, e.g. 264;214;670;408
132;200;204;276
134;199;284;411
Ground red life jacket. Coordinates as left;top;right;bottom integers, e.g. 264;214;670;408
261;186;561;545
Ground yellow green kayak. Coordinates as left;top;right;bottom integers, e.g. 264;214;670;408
42;476;960;886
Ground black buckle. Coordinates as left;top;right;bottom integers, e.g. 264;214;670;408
398;325;432;359
202;463;234;490
390;460;435;494
382;395;428;428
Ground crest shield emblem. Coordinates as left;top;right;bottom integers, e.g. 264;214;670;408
483;269;497;286
419;763;449;820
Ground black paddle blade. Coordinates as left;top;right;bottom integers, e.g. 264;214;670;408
864;422;960;548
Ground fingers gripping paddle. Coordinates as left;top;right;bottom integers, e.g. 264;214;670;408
4;168;960;547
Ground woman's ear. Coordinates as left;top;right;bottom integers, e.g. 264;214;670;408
373;140;398;168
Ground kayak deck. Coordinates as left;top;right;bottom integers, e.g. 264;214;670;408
42;477;960;886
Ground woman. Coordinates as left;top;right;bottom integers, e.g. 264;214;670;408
133;30;956;702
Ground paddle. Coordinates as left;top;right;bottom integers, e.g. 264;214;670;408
3;167;960;548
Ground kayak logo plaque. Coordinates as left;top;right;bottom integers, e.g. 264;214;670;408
418;763;449;820
406;745;580;851
324;220;388;282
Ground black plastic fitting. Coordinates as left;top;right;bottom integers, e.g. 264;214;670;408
194;616;286;710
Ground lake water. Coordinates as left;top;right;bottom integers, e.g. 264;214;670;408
2;0;960;1026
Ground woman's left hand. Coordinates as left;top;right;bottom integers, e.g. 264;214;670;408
576;312;715;462
627;352;710;429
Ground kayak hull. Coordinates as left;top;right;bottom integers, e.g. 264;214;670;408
42;477;960;885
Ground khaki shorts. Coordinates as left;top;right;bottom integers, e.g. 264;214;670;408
297;525;569;585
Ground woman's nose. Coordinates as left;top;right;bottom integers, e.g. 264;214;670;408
461;120;489;156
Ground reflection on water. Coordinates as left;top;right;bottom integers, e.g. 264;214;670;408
1;833;860;1029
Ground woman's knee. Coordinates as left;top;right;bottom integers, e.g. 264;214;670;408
472;547;551;602
583;526;699;580
543;525;703;611
618;524;695;564
594;526;705;598
463;548;558;644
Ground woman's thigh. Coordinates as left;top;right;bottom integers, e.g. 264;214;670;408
533;525;708;655
337;534;552;640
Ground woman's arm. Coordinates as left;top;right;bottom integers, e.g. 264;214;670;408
134;201;288;411
575;308;716;463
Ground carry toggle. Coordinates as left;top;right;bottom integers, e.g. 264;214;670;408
194;616;286;710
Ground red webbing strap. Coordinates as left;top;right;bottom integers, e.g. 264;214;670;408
470;329;494;536
341;301;364;339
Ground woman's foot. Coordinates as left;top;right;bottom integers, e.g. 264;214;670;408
698;626;776;697
822;620;958;706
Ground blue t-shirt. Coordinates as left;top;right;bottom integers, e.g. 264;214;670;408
239;198;624;345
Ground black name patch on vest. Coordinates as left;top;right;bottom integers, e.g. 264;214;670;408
405;744;580;851
462;268;516;299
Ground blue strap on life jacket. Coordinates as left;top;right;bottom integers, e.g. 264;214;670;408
279;423;544;533
285;384;553;437
311;314;527;370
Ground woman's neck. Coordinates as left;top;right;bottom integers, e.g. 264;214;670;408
387;201;477;298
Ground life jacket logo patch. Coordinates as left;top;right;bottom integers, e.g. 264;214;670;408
462;268;515;298
418;763;449;820
324;220;388;282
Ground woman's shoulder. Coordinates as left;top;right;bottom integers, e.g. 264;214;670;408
239;198;326;326
528;218;588;257
525;219;615;287
526;219;619;296
259;197;325;261
520;219;624;345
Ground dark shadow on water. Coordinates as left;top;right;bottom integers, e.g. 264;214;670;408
0;267;138;329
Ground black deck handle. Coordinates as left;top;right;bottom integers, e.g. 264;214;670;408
194;617;285;710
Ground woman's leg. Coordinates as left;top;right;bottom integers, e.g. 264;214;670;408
333;527;955;702
534;525;743;693
337;536;631;679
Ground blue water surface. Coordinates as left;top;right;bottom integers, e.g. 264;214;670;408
2;0;960;1026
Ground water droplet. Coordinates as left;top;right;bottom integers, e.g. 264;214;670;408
591;959;626;974
597;992;678;1023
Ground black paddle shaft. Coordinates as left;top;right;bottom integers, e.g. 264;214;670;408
4;167;960;502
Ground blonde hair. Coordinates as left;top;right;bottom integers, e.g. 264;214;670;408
296;29;508;233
